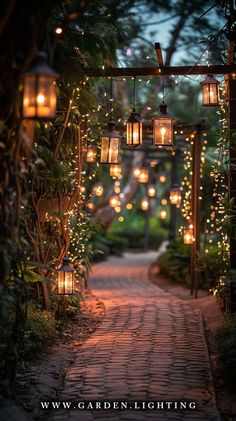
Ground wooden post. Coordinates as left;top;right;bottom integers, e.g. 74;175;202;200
190;125;202;298
228;78;236;312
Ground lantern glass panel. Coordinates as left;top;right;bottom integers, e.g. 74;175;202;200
23;74;57;119
100;136;119;164
133;167;141;178
58;271;74;295
153;117;173;146
126;118;142;146
160;209;167;219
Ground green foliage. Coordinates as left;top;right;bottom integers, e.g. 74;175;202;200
216;314;236;384
196;246;224;289
157;240;190;286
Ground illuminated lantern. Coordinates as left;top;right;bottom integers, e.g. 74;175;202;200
93;183;104;197
159;174;166;183
153;102;174;146
161;198;168;205
22;51;58;120
100;121;121;164
147;185;156;198
109;195;120;208
183;225;195;244
169;185;181;205
86;146;97;163
201;74;219;107
160;209;167;219
133;167;141;178
126;109;142;147
57;257;75;295
110;164;122;177
141;197;149;211
138;168;149;184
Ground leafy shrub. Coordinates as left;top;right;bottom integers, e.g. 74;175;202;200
216;315;236;383
196;246;223;289
21;306;56;358
157;240;190;286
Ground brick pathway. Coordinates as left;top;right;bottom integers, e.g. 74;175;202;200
53;251;220;421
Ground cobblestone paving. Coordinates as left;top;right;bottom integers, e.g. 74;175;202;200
53;252;220;421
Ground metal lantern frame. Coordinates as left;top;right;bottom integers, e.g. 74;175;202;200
153;102;175;146
57;256;75;295
22;51;58;120
201;74;219;107
100;121;121;164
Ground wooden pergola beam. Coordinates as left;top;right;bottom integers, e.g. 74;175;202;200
85;64;236;78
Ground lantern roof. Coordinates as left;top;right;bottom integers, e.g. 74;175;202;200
127;108;142;123
24;51;59;78
155;102;175;120
102;121;122;139
58;256;75;272
201;74;218;85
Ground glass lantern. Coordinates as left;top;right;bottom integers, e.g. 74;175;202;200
183;225;195;244
201;74;219;107
160;209;167;219
57;257;75;295
22;51;58;120
100;121;121;164
169;186;181;205
147;185;156;198
141;197;149;211
109;195;120;208
86;146;97;163
153;102;174;146
138;168;149;184
126;109;142;147
110;164;122;177
133;167;141;178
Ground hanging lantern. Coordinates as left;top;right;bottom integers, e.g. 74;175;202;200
149;160;158;168
100;121;121;164
160;209;167;220
169;185;181;205
22;51;58;120
110;164;122;178
133;167;141;178
138;168;149;184
201;74;219;107
147;185;156;198
161;198;168;206
93;183;104;197
57;257;75;295
109;195;120;208
86;146;97;163
126;109;142;147
153;102;175;146
183;225;195;244
159;174;166;183
141;197;149;211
